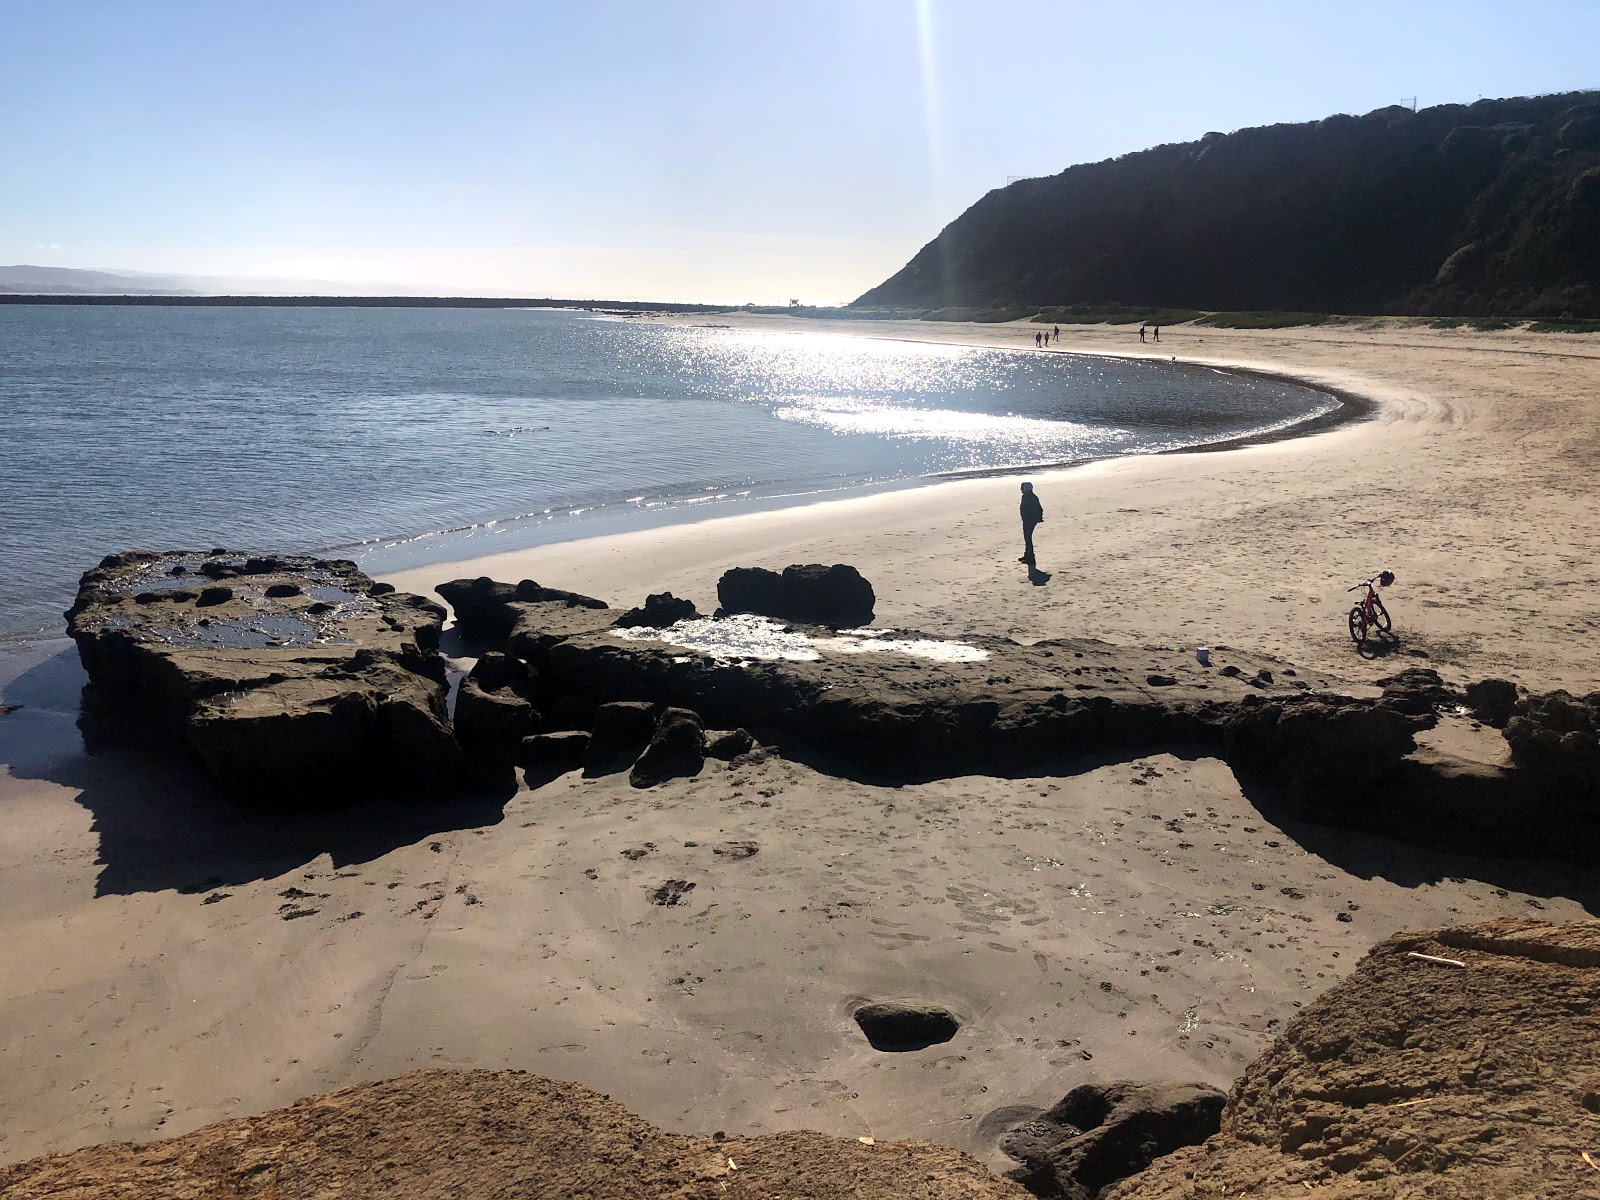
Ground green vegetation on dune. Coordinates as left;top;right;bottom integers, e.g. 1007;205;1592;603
853;91;1600;321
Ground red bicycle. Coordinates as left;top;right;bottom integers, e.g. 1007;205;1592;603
1347;571;1395;643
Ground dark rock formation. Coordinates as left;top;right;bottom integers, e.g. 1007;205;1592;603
66;550;458;799
1465;677;1519;727
1504;688;1600;804
453;652;541;766
614;592;698;628
999;1081;1225;1200
514;579;609;609
706;727;755;760
515;731;589;775
630;707;706;788
437;577;608;640
505;601;619;668
0;1069;1027;1200
1108;919;1600;1199
585;700;658;770
435;577;521;639
1376;667;1462;716
717;564;875;627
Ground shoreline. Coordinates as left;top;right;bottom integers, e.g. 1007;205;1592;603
0;330;1358;648
381;313;1600;691
4;315;1600;1169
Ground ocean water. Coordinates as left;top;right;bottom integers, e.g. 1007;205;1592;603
0;306;1340;637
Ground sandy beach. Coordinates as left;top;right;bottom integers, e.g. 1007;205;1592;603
3;317;1599;1173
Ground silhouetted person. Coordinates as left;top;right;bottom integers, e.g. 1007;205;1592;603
1139;324;1147;343
1053;325;1060;342
1153;325;1161;342
1034;331;1042;348
1018;481;1044;564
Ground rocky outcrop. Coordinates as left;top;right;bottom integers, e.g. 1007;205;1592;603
0;1069;1028;1200
615;592;699;628
1107;918;1600;1199
717;564;875;626
999;1082;1225;1200
585;700;658;770
1504;688;1600;803
631;707;706;788
452;652;541;768
436;576;607;640
66;550;459;799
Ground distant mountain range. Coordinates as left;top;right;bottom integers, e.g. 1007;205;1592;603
856;91;1600;319
0;265;426;297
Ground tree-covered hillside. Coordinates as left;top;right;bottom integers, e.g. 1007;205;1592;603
855;92;1600;319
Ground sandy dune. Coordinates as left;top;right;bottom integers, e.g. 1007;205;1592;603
3;319;1598;1173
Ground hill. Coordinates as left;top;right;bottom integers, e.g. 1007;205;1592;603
855;92;1600;320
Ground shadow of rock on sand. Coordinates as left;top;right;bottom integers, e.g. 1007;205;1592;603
1;645;511;898
773;730;1600;913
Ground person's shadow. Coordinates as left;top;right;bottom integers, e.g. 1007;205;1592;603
1027;564;1051;586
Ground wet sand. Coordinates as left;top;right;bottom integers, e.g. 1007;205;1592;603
3;318;1599;1170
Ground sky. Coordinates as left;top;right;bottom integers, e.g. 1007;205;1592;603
3;0;1598;304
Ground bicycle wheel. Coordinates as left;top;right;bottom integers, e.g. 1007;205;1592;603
1348;606;1368;643
1370;595;1392;633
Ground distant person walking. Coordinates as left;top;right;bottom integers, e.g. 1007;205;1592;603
1053;325;1061;342
1139;324;1147;343
1035;331;1042;348
1153;325;1161;342
1018;481;1044;565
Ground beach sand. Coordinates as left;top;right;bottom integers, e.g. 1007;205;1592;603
3;318;1598;1172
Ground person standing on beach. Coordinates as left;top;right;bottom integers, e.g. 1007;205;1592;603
1139;324;1147;343
1035;331;1042;348
1153;325;1161;342
1053;325;1060;342
1018;481;1044;564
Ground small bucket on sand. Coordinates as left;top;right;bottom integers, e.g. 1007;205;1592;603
1195;647;1211;667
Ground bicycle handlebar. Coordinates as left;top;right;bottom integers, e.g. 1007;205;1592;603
1347;575;1383;592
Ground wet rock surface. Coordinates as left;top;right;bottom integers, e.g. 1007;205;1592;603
0;1069;1028;1200
67;550;458;798
1000;1082;1225;1200
1108;918;1600;1200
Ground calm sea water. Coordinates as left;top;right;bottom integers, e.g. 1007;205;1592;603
0;306;1339;637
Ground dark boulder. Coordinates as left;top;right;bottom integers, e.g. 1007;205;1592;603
514;579;608;609
782;564;875;626
1377;667;1459;716
585;701;658;770
706;728;755;760
264;582;303;598
1504;689;1600;803
543;694;597;733
716;567;788;619
1466;677;1519;727
436;577;520;639
630;708;705;788
614;592;698;629
716;563;875;627
515;731;590;776
998;1080;1225;1200
454;653;541;761
196;585;233;607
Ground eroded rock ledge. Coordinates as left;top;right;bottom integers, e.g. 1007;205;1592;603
443;570;1597;860
1105;917;1600;1199
0;1069;1028;1200
67;550;459;798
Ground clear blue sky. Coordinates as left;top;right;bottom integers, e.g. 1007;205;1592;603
3;0;1596;303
